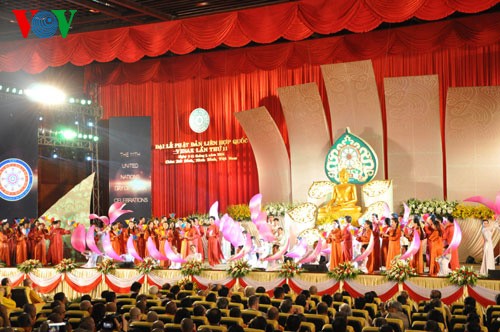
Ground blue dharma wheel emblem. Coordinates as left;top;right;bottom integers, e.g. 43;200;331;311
324;128;378;185
0;158;34;201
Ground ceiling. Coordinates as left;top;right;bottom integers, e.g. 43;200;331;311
0;0;293;41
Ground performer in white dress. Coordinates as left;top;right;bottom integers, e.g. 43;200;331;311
437;249;451;276
480;220;498;275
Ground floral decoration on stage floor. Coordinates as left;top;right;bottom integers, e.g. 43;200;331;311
96;259;116;274
448;266;479;286
180;259;203;276
177;276;194;289
227;259;252;278
278;260;303;279
327;262;361;280
137;257;160;275
385;259;417;282
17;259;42;274
54;258;78;274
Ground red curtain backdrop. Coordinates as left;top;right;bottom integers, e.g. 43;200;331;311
0;0;497;73
95;13;500;216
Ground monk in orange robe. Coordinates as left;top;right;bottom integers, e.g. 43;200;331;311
47;220;71;265
30;223;47;265
15;224;28;264
356;221;374;273
426;216;444;276
327;220;343;270
206;217;224;266
384;218;401;269
443;216;459;270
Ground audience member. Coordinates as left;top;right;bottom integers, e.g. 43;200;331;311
206;308;222;325
181;318;195;332
424;320;441;332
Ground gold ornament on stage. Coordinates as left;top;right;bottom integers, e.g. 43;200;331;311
287;203;318;224
308;181;335;199
298;228;323;246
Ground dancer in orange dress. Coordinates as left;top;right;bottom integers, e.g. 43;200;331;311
110;223;123;255
206;217;224;266
0;222;10;266
384;217;401;269
193;218;205;260
47;220;71;265
342;216;353;261
15;222;28;264
356;221;374;273
144;221;159;257
181;221;196;258
426;215;444;276
443;215;459;270
371;214;381;272
405;216;424;274
380;218;390;268
327;220;343;270
30;222;48;265
134;217;145;258
159;218;170;268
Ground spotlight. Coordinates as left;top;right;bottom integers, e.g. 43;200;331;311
74;121;79;125
0;85;3;90
6;87;10;92
69;97;75;103
93;136;99;142
86;155;92;161
39;116;43;121
80;99;86;105
18;89;23;95
83;134;88;139
52;153;58;159
25;84;66;105
77;133;83;139
87;100;92;105
61;129;77;140
87;121;93;127
88;134;93;140
12;88;16;93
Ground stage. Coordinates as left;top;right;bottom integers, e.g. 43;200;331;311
1;267;499;307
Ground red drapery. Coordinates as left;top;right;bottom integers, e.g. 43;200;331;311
0;0;497;73
95;13;500;216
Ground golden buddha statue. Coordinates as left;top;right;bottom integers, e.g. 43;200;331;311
317;168;362;224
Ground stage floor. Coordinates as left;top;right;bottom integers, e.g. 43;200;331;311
0;266;499;306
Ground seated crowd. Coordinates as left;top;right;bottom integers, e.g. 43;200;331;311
0;280;499;332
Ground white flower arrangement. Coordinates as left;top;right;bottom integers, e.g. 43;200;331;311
406;198;458;216
264;202;302;217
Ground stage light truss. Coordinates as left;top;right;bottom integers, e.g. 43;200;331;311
0;84;102;214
